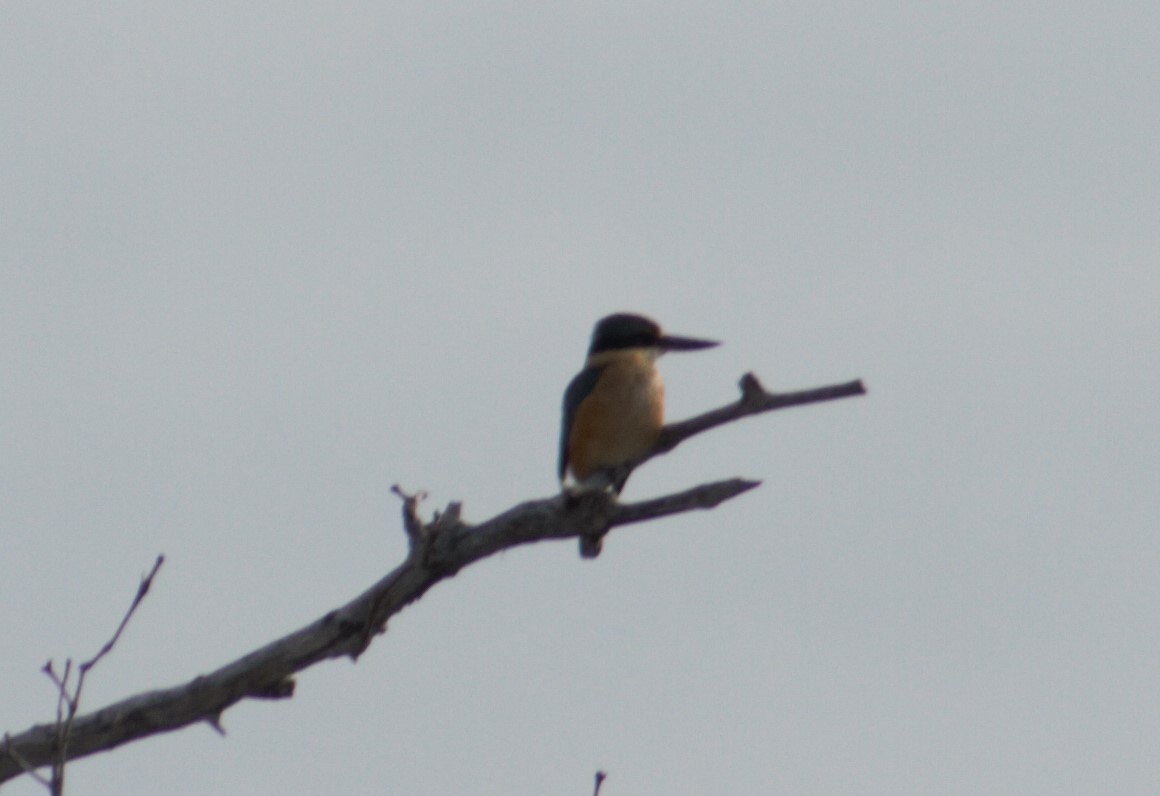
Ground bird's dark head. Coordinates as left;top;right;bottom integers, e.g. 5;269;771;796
588;313;719;356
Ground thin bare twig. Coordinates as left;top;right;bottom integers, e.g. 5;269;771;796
80;555;166;677
33;556;165;794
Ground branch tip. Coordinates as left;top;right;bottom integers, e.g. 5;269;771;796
444;501;462;522
135;554;165;599
392;485;429;543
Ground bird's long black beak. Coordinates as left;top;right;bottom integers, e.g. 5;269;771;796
657;333;719;352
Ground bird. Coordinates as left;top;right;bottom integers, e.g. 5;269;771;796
559;313;719;504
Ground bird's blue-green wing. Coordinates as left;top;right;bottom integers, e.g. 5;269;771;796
559;365;604;481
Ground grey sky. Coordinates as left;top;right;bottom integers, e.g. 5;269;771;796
2;2;1158;793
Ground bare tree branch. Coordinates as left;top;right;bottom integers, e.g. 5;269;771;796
0;374;863;786
652;372;865;457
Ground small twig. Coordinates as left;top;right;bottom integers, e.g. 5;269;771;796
205;714;227;737
41;660;71;730
79;555;166;677
612;478;761;527
593;770;607;796
391;484;427;548
66;555;165;716
39;555;165;794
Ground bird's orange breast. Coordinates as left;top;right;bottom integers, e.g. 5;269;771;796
567;354;664;482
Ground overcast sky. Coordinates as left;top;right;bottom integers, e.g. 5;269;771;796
2;2;1158;794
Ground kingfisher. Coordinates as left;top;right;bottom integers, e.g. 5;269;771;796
559;313;719;500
